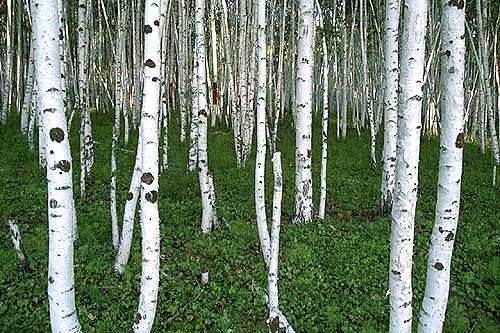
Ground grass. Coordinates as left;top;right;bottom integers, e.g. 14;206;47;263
0;111;499;332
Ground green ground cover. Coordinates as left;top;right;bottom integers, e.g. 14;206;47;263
0;112;499;332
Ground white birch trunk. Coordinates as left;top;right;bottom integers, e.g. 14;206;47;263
28;80;38;152
341;0;348;138
255;0;271;267
418;1;465;330
475;0;500;177
21;39;35;137
178;0;187;142
114;134;142;274
316;0;329;220
380;0;400;215
0;0;12;125
195;0;217;233
133;0;161;330
268;152;282;332
294;0;314;223
8;220;31;272
33;0;81;330
389;1;428;331
78;0;94;198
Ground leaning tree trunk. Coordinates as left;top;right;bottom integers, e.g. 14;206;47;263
293;0;314;223
33;0;81;330
388;0;428;331
133;0;162;331
380;0;401;215
418;1;466;331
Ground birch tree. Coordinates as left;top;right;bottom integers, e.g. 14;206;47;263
388;0;428;331
316;0;329;220
33;0;81;330
1;0;12;125
418;1;466;330
294;0;314;223
380;0;401;215
78;0;94;197
255;0;271;266
133;0;162;330
194;0;218;233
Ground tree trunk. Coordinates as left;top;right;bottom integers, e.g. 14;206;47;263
293;0;314;223
133;0;162;330
380;0;400;215
255;0;271;266
33;0;81;330
388;0;428;331
418;1;466;330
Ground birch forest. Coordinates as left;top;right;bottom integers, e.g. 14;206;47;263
2;0;500;331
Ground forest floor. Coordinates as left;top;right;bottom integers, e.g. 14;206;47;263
0;112;499;332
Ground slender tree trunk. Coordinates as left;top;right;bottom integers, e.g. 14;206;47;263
380;0;400;215
316;0;329;220
341;0;348;138
294;0;314;223
133;0;162;330
78;0;94;198
255;0;271;266
21;38;35;137
33;0;81;330
475;0;500;183
1;0;12;125
388;0;428;331
114;133;142;274
268;152;283;332
418;1;466;330
195;0;217;233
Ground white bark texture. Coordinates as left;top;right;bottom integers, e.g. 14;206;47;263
195;0;217;233
316;0;329;220
294;0;314;223
269;152;283;332
388;0;428;331
8;220;31;272
133;0;161;331
418;1;465;331
114;134;143;274
380;0;401;215
255;0;271;267
78;0;94;197
21;40;35;137
33;0;81;330
0;0;11;125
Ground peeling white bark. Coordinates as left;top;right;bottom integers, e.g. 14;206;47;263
418;1;465;331
380;0;400;215
33;0;81;330
255;0;271;267
133;0;161;330
294;0;314;223
389;0;428;331
114;134;142;274
316;0;329;220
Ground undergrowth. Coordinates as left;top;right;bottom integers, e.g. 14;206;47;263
0;112;499;332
